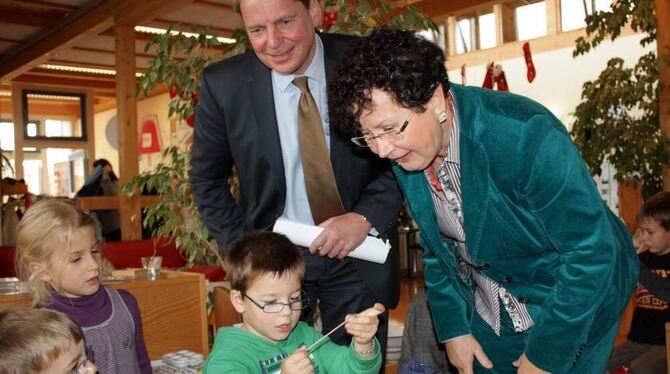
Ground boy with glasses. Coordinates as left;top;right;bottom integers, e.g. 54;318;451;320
203;232;384;373
0;308;97;374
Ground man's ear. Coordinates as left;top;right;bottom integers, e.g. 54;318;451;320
29;261;53;283
308;0;323;27
230;289;246;314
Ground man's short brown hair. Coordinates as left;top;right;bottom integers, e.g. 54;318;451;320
225;231;305;293
234;0;311;15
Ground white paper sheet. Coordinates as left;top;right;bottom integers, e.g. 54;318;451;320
272;218;390;264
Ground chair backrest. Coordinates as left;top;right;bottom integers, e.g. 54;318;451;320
101;238;186;269
0;246;16;277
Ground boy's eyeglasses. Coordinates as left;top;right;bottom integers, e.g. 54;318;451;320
244;294;309;313
68;347;94;374
350;111;415;147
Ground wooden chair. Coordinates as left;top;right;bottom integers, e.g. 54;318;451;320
209;283;243;337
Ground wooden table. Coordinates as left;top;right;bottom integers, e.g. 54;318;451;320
0;270;208;360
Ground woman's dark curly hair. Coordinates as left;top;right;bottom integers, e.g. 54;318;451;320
328;28;450;139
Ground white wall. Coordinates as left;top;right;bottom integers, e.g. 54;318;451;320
447;33;655;129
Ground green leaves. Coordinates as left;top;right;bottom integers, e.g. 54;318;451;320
571;0;665;197
324;0;437;37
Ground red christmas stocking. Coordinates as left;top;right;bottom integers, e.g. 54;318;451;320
523;42;536;83
460;64;467;85
493;64;509;91
482;62;494;89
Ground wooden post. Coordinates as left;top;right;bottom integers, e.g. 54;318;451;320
657;0;670;191
114;23;142;240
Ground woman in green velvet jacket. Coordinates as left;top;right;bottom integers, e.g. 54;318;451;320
328;29;638;374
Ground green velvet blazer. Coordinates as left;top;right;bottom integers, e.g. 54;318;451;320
393;84;639;373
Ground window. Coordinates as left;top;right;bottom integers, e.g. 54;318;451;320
561;0;613;32
22;90;87;140
0;120;41;151
453;7;497;55
515;1;547;40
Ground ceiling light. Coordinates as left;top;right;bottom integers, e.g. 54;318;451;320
134;25;236;44
38;64;143;77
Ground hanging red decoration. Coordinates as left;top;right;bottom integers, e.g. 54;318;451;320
482;62;494;89
523;42;536;83
460;64;467;85
493;64;509;92
323;9;338;29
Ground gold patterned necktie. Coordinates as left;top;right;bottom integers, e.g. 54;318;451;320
293;76;345;224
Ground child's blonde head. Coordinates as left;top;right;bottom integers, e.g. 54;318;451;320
225;231;305;293
15;198;97;305
0;308;84;374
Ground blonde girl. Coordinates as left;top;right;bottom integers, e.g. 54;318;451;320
15;198;151;374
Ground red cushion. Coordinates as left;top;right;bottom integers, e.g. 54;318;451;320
102;238;186;269
186;264;226;282
0;246;16;277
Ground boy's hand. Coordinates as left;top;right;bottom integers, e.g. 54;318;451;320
345;303;385;351
281;346;314;374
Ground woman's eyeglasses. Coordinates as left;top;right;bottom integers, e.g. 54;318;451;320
244;294;309;313
351;112;415;147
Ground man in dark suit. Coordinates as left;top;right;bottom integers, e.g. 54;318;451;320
189;0;403;359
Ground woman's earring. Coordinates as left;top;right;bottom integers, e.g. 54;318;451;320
436;111;448;123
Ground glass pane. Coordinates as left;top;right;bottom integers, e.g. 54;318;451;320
23;90;86;140
561;0;613;32
23;159;42;195
479;13;496;49
516;2;547;41
46;148;86;197
26;122;38;137
455;17;475;54
0;121;13;151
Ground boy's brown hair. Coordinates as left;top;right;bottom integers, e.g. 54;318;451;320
0;308;84;374
638;191;670;230
225;231;304;293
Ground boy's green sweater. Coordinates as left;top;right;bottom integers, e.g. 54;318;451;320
203;321;381;373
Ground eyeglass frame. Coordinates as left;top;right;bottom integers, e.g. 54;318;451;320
68;346;95;374
350;111;416;147
243;293;309;313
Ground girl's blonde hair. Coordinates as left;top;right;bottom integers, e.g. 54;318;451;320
15;198;97;306
0;308;84;374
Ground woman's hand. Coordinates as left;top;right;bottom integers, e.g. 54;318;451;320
513;353;547;374
444;335;493;374
281;346;314;374
309;213;372;259
346;303;386;356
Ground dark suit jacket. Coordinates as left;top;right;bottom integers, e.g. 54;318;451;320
190;33;403;308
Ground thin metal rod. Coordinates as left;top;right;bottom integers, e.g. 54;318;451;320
306;317;349;352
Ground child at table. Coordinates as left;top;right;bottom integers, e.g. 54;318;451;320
608;191;670;372
15;198;152;374
203;231;384;373
0;308;97;374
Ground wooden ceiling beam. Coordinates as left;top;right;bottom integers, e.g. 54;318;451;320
0;0;196;84
109;0;197;27
0;4;67;27
12;73;116;93
405;0;495;19
2;0;76;13
0;0;113;83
